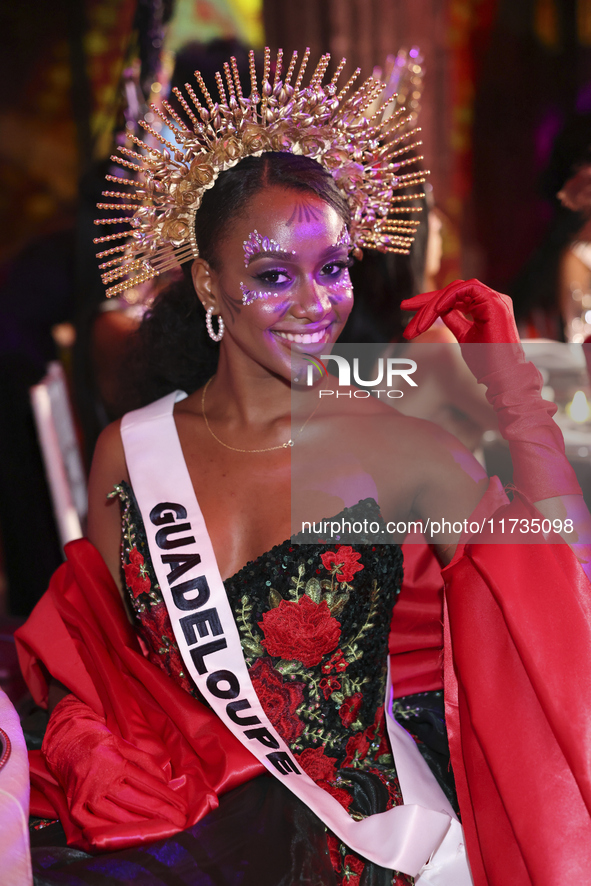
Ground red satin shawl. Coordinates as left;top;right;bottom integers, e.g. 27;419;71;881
443;494;591;884
15;540;264;851
16;495;591;881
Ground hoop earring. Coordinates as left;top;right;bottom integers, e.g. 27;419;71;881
205;306;224;342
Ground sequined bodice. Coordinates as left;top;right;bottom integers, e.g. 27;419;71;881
114;482;405;821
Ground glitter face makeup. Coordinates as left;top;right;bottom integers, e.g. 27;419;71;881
334;226;352;249
240;282;275;306
241;229;298;305
243;230;295;267
240;223;353;306
329;268;353;295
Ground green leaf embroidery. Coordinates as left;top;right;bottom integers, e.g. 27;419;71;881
237;595;264;657
268;588;283;609
275;659;302;676
304;578;322;603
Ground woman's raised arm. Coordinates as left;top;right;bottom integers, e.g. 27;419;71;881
402;279;591;576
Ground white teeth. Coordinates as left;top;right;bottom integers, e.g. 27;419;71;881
275;330;327;344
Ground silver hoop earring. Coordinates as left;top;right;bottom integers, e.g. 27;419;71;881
205;306;224;342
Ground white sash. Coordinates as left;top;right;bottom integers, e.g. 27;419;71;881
120;392;472;883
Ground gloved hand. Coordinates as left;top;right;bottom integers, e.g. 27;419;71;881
402;279;581;502
43;694;187;838
402;278;520;346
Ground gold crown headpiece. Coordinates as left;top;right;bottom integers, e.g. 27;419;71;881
95;48;427;297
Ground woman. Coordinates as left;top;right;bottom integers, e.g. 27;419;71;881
18;51;591;885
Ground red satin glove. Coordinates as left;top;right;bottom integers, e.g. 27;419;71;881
43;695;188;841
402;279;581;502
402;278;519;345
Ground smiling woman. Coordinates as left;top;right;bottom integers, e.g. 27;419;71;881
16;49;591;886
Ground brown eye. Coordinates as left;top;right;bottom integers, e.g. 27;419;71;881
321;260;351;278
256;270;291;286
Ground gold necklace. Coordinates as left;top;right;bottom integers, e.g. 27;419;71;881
201;377;321;453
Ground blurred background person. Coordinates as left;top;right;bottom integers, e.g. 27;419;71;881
510;113;591;341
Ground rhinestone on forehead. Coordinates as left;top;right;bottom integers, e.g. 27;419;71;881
334;226;352;249
240;282;275;306
243;230;296;267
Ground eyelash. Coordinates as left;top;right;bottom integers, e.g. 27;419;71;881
254;258;353;287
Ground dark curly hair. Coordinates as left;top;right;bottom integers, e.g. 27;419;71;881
126;152;351;408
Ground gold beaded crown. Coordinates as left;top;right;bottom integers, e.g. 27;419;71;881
95;48;427;298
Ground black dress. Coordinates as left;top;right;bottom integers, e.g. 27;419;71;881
31;487;445;885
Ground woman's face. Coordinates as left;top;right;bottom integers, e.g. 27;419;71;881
203;185;354;380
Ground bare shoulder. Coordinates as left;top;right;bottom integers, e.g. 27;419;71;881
88;419;129;497
87;419;128;590
318;391;478;465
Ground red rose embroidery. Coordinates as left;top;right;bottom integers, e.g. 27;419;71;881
326;833;342;873
343;731;370;768
319;676;341;699
295;747;337;782
295;748;353;810
320;546;364;582
321;650;348;674
141;603;194;695
259;595;341;667
339;692;363;727
123;547;151;597
323;781;353;810
249;658;305;744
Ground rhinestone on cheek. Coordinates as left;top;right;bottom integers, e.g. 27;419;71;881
329;270;353;294
240;281;275;305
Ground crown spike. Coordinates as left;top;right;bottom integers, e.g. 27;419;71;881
309;53;330;88
388;205;424;213
329;58;347;91
375;127;420;158
336;67;361;103
294;47;310;91
248;50;258;99
118;147;144;163
161;98;190;133
105;174;132;184
137;122;179;154
94;216;135;225
262;46;271;87
273;49;283;88
99;255;127;270
93;231;135;244
283;51;298;88
223;62;236;100
185;82;209;126
195;71;216;114
366;94;398;127
96;244;128;259
110;155;142;172
215;71;228;107
97;203;140;212
379;113;415;139
383;140;423;162
129;129;169;155
101;191;142;201
230;56;244;102
172;86;199;129
260;47;271;116
149;103;187;141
